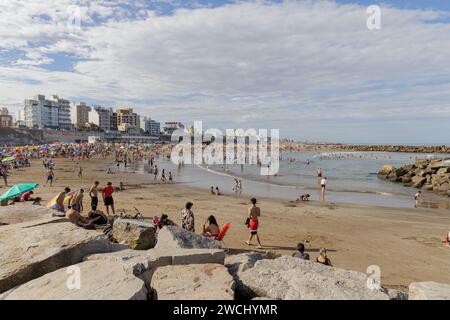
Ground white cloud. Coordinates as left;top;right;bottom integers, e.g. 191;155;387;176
0;0;449;143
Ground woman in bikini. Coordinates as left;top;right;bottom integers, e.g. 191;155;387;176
202;215;220;238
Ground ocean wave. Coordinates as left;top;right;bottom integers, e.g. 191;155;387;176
196;164;304;189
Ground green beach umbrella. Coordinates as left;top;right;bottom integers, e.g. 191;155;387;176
1;157;15;163
0;183;39;201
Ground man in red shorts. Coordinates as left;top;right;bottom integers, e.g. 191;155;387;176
102;182;115;215
244;197;263;249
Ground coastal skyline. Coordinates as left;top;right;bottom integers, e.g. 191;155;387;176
1;0;450;144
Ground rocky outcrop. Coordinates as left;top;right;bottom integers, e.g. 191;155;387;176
86;247;225;275
285;143;450;154
384;288;408;300
0;206;58;226
332;144;450;154
225;252;268;299
0;260;147;300
0;218;111;293
225;252;268;277
112;218;157;250
151;264;234;300
409;281;450;300
238;256;390;300
155;225;222;250
378;165;396;176
378;158;450;197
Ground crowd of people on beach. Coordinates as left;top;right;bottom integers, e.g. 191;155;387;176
1;141;449;272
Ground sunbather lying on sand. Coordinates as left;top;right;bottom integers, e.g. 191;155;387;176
65;208;100;230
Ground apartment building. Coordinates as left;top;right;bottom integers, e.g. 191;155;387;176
23;95;72;129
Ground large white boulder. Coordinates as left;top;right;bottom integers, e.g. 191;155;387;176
409;281;450;300
225;252;268;277
156;225;221;250
0;218;111;293
0;260;147;300
0;205;58;226
225;252;268;298
85;247;225;284
151;264;234;300
239;256;390;300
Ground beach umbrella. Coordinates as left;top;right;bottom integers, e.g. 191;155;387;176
1;157;15;163
46;191;75;208
0;183;39;201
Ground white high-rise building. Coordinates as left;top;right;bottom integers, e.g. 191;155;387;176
23;95;72;129
89;106;114;131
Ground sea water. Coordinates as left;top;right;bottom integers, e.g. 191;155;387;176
125;151;450;209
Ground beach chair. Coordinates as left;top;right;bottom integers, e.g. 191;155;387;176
216;223;231;251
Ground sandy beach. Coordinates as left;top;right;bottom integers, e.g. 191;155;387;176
2;156;450;291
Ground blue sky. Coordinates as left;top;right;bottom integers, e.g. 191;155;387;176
0;0;449;144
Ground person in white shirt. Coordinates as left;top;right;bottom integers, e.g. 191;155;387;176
320;177;327;201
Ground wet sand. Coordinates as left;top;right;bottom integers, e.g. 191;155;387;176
2;156;450;291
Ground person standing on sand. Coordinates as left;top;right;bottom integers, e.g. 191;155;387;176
102;182;115;215
45;167;55;186
181;201;195;232
244;197;263;249
414;191;422;208
320;176;327;201
0;165;8;186
78;165;83;179
168;172;173;183
154;165;158;180
89;181;99;210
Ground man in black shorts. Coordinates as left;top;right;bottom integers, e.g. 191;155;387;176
89;181;99;209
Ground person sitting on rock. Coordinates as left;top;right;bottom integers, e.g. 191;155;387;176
202;215;220;238
316;248;332;266
292;243;310;260
155;213;177;229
